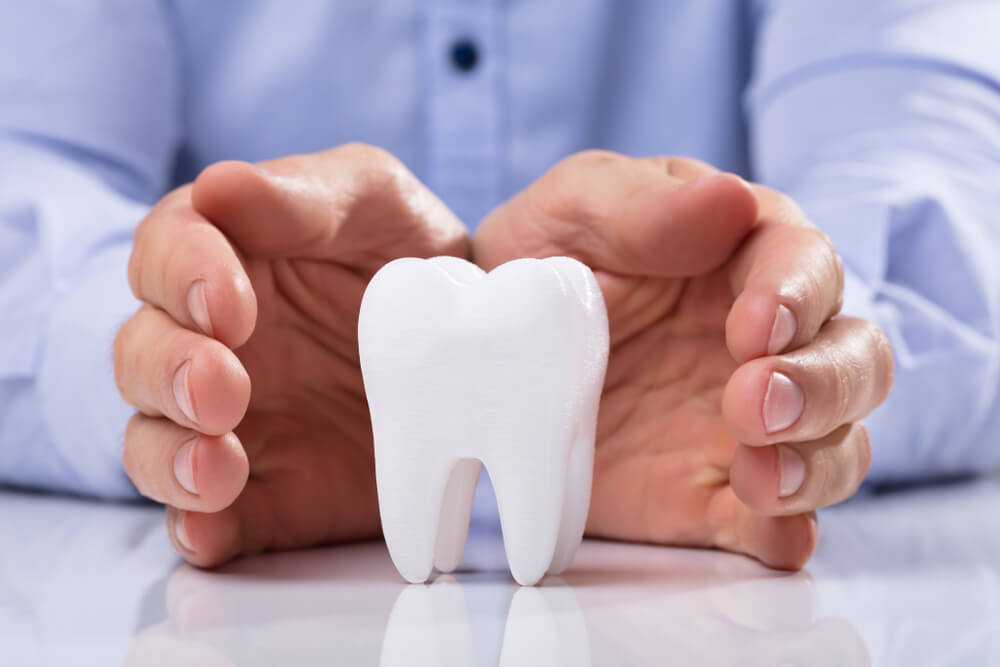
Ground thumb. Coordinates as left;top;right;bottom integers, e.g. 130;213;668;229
475;152;758;277
191;144;469;270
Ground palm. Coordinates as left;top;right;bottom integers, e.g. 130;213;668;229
588;267;744;551
230;257;380;551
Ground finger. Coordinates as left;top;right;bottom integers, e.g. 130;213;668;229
190;143;469;269
168;505;245;569
166;481;277;568
166;457;383;569
474;150;759;276
643;154;721;181
722;317;894;445
730;423;872;516
114;306;251;436
588;456;816;570
725;216;845;363
129;187;257;348
124;413;248;512
708;486;819;570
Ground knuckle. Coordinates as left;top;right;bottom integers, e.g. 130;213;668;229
833;423;869;501
794;447;838;512
347;143;415;200
112;330;128;397
339;140;379;157
870;324;896;403
757;186;805;226
855;423;873;480
818;234;846;316
778;192;808;225
808;444;835;508
128;219;153;295
642;155;679;175
851;318;895;407
341;141;401;172
792;230;845;327
650;155;717;180
819;352;853;428
131;209;195;299
544;150;620;221
158;244;183;302
813;425;862;507
112;314;141;401
548;150;619;194
121;415;147;489
160;184;193;209
149;185;194;220
121;425;136;479
131;216;151;257
808;228;840;278
835;365;852;425
566;149;621;169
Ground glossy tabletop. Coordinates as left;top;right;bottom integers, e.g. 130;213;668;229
2;476;999;666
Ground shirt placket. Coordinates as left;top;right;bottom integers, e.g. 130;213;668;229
424;0;503;231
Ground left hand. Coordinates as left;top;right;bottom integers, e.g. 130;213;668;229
474;151;894;569
115;144;470;566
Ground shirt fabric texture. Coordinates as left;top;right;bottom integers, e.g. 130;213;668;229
1;0;999;498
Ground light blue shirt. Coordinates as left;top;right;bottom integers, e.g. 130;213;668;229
1;0;999;498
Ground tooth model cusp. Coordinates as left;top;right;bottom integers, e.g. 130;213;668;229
358;256;609;586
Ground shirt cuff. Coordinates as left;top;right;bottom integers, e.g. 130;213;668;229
35;242;141;499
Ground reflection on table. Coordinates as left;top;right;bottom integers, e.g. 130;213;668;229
2;477;998;666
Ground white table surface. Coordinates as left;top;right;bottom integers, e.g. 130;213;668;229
2;476;999;666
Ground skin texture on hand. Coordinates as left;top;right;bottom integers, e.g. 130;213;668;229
116;144;893;572
115;144;470;566
474;152;894;569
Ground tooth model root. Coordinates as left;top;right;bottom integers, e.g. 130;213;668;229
547;436;595;576
360;256;609;586
487;452;570;586
433;458;482;573
375;453;449;584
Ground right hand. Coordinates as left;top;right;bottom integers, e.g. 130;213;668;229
114;144;469;566
474;151;892;569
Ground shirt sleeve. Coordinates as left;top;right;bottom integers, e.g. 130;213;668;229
0;2;181;497
748;0;1000;481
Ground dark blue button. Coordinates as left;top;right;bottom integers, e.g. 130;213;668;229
450;39;479;72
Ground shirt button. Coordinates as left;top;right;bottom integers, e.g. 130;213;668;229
449;39;479;73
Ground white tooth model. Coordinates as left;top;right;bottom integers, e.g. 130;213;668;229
358;256;609;586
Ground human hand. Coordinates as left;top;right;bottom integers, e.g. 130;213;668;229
474;152;894;568
114;144;469;566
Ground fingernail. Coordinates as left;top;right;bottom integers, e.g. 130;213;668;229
173;360;197;424
778;445;806;498
763;372;803;433
187;280;213;336
768;304;797;355
173;439;198;495
175;511;194;552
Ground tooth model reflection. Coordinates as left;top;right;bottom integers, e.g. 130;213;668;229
358;257;609;586
380;577;591;667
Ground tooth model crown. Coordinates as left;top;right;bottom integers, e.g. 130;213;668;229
358;256;609;586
